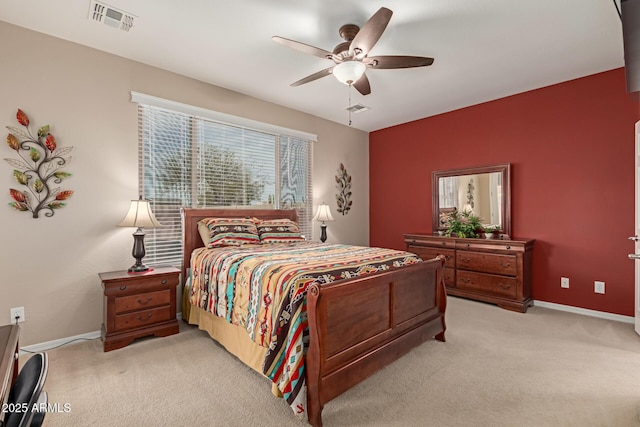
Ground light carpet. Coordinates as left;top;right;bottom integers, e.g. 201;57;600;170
35;297;640;426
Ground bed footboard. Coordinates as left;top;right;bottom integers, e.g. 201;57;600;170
305;256;446;427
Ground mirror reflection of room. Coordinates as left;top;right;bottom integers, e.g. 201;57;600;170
438;172;502;227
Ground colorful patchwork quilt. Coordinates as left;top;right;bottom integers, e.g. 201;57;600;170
189;242;421;420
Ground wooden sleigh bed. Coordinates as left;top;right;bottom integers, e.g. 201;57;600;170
181;208;447;426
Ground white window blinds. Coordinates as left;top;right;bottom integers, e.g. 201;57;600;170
133;94;314;268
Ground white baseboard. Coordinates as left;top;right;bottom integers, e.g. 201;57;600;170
21;312;184;355
20;330;101;355
534;300;634;324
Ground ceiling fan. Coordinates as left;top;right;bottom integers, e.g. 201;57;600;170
272;7;434;96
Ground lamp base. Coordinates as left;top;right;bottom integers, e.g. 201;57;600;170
320;224;328;243
128;263;150;273
128;228;149;273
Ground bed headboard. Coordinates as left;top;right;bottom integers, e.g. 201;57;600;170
181;208;299;283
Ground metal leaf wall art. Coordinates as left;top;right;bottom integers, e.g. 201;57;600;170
5;109;73;218
335;163;352;215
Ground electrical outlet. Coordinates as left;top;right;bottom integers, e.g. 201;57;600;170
561;277;569;288
10;307;25;323
595;281;605;294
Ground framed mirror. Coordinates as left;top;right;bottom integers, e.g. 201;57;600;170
432;163;511;238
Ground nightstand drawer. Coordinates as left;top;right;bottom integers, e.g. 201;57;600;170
104;274;179;296
457;271;517;298
114;289;171;314
456;251;517;276
114;306;172;332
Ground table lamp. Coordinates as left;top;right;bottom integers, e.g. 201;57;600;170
118;197;161;273
313;203;334;243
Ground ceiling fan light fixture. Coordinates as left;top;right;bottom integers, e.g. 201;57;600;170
333;61;366;85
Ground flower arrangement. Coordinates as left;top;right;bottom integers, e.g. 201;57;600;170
441;209;482;238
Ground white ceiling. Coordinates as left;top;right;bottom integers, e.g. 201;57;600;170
0;0;625;132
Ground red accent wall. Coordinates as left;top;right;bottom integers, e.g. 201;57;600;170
370;68;640;316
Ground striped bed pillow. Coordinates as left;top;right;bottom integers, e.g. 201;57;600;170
255;218;305;244
198;218;260;248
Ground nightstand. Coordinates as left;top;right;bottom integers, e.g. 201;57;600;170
99;266;180;352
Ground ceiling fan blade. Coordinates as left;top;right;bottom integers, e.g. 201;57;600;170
349;7;393;57
272;36;334;60
291;67;334;87
353;73;371;96
364;55;434;69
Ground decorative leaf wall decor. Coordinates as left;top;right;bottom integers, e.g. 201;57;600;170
5;109;73;218
466;178;475;209
335;163;352;215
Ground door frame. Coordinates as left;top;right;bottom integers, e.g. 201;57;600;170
635;120;640;335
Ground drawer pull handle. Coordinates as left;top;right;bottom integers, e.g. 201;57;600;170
460;257;470;263
466;244;470;249
136;314;153;321
161;279;167;285
498;283;511;290
506;245;511;250
441;242;446;246
500;262;511;268
120;285;127;291
137;297;153;305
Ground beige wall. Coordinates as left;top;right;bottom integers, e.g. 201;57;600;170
0;21;369;346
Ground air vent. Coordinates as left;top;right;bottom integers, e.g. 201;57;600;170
346;104;371;114
89;1;135;32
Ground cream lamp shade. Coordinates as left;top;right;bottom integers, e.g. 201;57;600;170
118;198;162;228
313;204;335;223
118;197;161;273
313;204;334;243
332;61;366;85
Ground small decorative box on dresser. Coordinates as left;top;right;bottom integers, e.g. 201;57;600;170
404;234;534;312
99;266;180;352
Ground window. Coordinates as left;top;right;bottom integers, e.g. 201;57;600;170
439;176;458;208
132;93;315;267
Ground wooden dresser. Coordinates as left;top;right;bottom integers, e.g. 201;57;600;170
100;266;180;351
404;233;534;312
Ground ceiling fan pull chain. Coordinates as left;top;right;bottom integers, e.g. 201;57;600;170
348;84;352;126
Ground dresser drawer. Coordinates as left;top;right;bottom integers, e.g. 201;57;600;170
443;267;455;287
457;271;517;298
114;289;171;314
407;246;455;268
114;306;172;332
405;236;456;249
456;251;517;276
